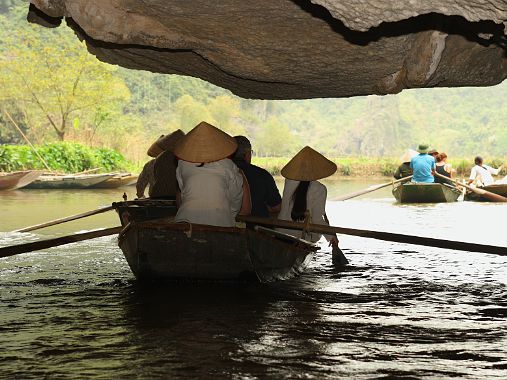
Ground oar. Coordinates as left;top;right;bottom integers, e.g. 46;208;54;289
14;205;115;232
323;213;348;265
333;175;413;201
434;172;507;202
237;215;507;256
0;226;122;259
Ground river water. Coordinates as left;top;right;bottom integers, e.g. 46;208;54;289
1;179;506;379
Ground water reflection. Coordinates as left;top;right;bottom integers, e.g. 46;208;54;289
1;182;507;378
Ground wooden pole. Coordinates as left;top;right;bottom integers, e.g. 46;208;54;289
333;175;413;201
14;205;114;232
0;226;122;259
3;109;52;172
237;215;507;256
434;172;507;202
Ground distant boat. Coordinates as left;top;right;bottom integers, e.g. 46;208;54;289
0;171;42;191
393;182;461;203
464;184;507;202
91;173;138;189
25;173;114;189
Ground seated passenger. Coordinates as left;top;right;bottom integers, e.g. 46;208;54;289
394;149;417;179
410;144;436;183
137;130;185;199
434;152;455;185
149;130;185;199
468;156;503;187
232;136;281;217
428;149;439;160
277;146;338;247
136;159;155;198
174;121;251;227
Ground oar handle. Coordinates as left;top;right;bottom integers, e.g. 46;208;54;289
236;215;507;256
333;175;413;201
0;226;122;259
14;205;114;232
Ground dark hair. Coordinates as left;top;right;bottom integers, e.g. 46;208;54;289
291;181;310;221
435;153;447;163
233;136;252;161
474;156;483;165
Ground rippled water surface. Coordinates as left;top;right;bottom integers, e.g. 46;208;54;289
1;181;507;379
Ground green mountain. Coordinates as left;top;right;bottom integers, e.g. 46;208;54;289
1;1;506;161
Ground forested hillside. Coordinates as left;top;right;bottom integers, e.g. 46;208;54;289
1;1;506;163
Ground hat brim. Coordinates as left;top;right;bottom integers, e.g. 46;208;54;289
147;142;163;158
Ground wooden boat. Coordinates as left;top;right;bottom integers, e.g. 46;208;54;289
25;173;114;189
113;200;318;282
393;182;461;203
464;183;507;202
91;173;138;188
0;170;42;191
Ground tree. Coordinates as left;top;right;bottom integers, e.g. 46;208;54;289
255;117;299;156
0;10;130;141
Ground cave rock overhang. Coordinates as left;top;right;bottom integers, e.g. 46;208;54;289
27;0;507;100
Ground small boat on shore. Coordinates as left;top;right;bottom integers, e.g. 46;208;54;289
112;200;318;282
0;170;42;191
91;173;138;188
393;182;461;203
25;173;114;189
464;184;507;202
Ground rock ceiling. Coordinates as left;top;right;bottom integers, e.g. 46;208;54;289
28;1;507;99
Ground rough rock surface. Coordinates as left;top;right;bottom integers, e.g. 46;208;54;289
28;0;507;99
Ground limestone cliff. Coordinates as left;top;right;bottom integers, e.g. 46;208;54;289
28;0;507;99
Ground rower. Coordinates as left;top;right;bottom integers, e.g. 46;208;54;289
410;144;436;183
277;146;339;248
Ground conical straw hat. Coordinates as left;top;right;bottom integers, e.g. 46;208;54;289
400;148;418;163
147;129;185;157
173;121;238;163
281;146;337;181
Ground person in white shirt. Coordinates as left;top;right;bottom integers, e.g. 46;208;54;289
277;146;339;247
173;121;251;227
468;156;503;187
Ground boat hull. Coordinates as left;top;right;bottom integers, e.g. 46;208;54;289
0;171;42;190
118;222;317;283
464;184;507;202
393;182;461;203
25;174;114;189
92;174;138;188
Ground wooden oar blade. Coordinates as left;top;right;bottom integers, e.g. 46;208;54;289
0;226;122;259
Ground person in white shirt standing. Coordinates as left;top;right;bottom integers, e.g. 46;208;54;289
468;156;504;187
277;146;339;247
173;121;251;227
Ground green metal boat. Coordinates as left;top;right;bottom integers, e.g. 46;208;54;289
393;182;461;203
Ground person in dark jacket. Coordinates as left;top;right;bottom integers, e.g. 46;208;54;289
233;136;281;217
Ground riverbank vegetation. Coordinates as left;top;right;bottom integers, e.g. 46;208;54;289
0;143;129;173
1;1;506;170
2;142;505;178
